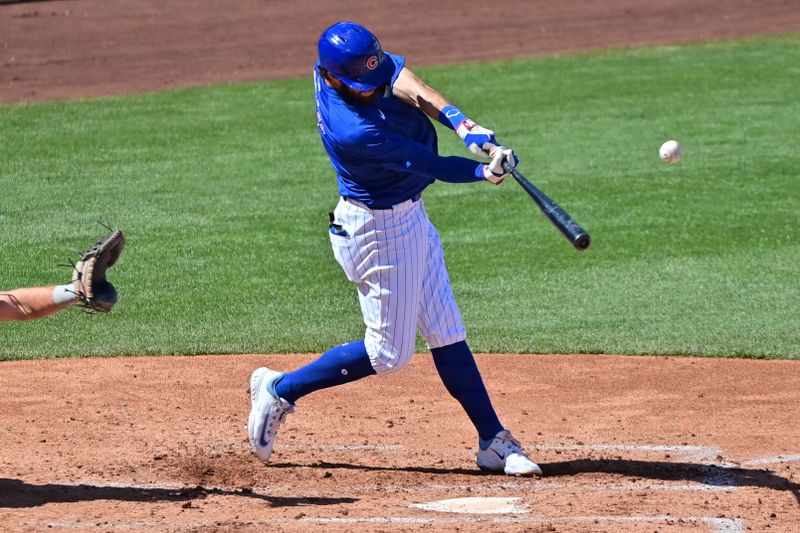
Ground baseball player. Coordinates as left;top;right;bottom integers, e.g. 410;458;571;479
248;22;540;476
0;230;124;322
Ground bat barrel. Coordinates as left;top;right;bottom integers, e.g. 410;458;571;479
504;162;591;251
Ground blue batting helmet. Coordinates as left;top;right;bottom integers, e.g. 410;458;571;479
318;22;395;92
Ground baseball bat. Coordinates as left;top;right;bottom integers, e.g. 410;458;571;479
503;162;591;251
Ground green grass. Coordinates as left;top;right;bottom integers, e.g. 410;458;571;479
2;34;799;359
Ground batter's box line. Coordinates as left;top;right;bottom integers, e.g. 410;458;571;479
533;443;724;462
296;515;745;533
740;454;800;467
351;479;736;494
281;443;404;452
282;442;726;460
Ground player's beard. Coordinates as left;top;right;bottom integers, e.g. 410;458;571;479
338;85;385;106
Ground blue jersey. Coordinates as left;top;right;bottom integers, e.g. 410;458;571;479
315;53;479;209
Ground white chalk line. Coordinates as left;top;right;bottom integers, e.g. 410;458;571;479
533;443;724;462
31;515;745;533
280;442;725;455
32;520;159;531
350;479;734;494
741;454;800;467
297;514;744;532
280;443;404;451
534;480;734;493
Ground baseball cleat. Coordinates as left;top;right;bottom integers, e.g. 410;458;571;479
476;430;542;477
247;367;294;462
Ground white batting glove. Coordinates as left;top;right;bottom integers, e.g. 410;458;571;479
482;145;518;185
456;119;496;159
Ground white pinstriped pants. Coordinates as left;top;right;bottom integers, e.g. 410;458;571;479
329;196;467;375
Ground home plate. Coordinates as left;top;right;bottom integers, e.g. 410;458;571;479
411;497;528;514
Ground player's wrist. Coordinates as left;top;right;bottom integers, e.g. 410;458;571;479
480;163;506;185
455;119;479;141
439;105;468;131
475;163;500;181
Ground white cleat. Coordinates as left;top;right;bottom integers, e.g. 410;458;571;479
247;367;294;462
476;430;542;477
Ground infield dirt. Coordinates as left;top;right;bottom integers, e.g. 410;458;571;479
3;0;800;103
1;354;799;531
2;0;800;531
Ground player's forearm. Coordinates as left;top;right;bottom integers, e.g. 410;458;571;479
0;286;72;321
393;67;453;122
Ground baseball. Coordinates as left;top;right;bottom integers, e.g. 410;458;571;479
659;140;682;164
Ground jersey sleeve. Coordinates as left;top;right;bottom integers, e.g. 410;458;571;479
385;53;406;92
349;126;484;183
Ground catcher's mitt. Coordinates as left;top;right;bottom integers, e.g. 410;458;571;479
72;229;125;312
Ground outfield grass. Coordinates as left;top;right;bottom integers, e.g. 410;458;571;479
1;34;798;359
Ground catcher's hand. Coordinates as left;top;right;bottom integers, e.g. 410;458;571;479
72;229;125;312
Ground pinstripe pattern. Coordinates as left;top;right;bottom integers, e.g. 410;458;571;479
417;223;467;348
329;197;465;375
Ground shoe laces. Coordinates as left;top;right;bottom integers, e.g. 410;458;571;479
270;399;294;424
497;431;524;454
279;403;294;422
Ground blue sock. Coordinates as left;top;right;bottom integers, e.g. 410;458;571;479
431;340;504;443
273;340;376;404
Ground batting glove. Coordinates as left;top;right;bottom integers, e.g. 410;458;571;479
456;119;497;159
482;145;518;185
